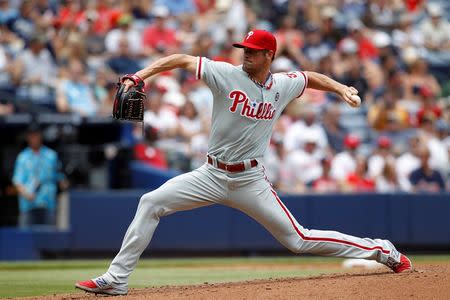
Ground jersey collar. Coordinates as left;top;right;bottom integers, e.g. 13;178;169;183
246;70;273;90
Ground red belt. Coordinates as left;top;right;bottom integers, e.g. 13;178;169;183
207;155;258;172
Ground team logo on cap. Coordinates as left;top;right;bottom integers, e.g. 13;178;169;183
246;31;254;40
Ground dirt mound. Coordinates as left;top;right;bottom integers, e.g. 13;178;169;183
29;264;450;300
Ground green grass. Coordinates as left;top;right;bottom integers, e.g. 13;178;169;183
0;255;449;298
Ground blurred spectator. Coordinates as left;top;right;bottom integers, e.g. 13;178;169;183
368;89;409;132
134;125;168;169
53;0;86;30
419;116;450;180
96;79;118;117
56;59;97;116
415;86;441;126
322;104;348;153
263;134;286;189
13;33;57;111
175;14;198;53
106;37;141;74
402;58;441;103
176;98;203;156
396;135;421;192
343;156;376;193
280;132;323;193
12;123;64;228
409;146;446;192
312;157;340;193
375;159;399;193
364;0;401;30
320;6;343;46
368;136;396;179
302;22;332;65
105;14;142;55
337;49;370;101
283;106;328;156
90;0;122;35
0;0;18;26
330;134;360;181
419;3;450;65
142;6;178;55
143;90;179;144
8;0;39;42
154;0;197;16
0;26;20;110
275;15;303;51
346;19;379;61
335;37;383;102
392;14;424;50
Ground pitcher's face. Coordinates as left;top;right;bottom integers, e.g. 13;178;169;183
242;48;272;74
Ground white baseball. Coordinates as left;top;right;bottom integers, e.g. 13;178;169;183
350;94;361;107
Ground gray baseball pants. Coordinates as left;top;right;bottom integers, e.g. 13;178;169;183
103;162;400;287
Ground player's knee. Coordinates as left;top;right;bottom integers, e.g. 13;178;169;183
286;240;305;254
138;193;165;215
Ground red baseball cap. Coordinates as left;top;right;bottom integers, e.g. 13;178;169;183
419;86;434;98
233;29;277;53
377;136;392;148
344;134;361;149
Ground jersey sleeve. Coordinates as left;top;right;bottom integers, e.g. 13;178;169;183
280;71;308;102
196;57;235;93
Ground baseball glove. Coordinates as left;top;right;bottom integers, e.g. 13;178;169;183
112;74;146;122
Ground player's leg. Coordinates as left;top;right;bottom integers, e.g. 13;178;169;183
227;167;406;271
76;164;226;294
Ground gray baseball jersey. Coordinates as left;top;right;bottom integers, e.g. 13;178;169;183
197;56;307;162
97;57;402;292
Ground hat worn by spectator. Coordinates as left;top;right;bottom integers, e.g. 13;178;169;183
303;131;320;144
232;29;277;54
162;91;186;107
152;5;170;18
272;56;295;72
344;134;361;149
373;31;391;48
347;19;364;32
427;4;442;17
321;6;338;20
377;136;392;148
118;14;133;26
339;38;358;54
419;86;434;98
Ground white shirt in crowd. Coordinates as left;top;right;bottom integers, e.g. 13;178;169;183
420;18;450;47
427;137;449;178
105;28;142;55
285;149;323;185
395;152;420;192
283;120;328;154
330;151;356;181
144;107;178;134
368;154;396;178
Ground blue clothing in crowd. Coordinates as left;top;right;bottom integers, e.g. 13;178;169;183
62;80;97;116
13;146;59;213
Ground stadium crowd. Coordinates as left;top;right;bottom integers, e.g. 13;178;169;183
1;0;449;194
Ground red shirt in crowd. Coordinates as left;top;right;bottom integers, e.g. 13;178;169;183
142;26;178;50
358;38;379;60
134;144;168;170
345;173;376;192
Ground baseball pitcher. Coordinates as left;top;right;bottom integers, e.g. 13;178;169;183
76;30;412;295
